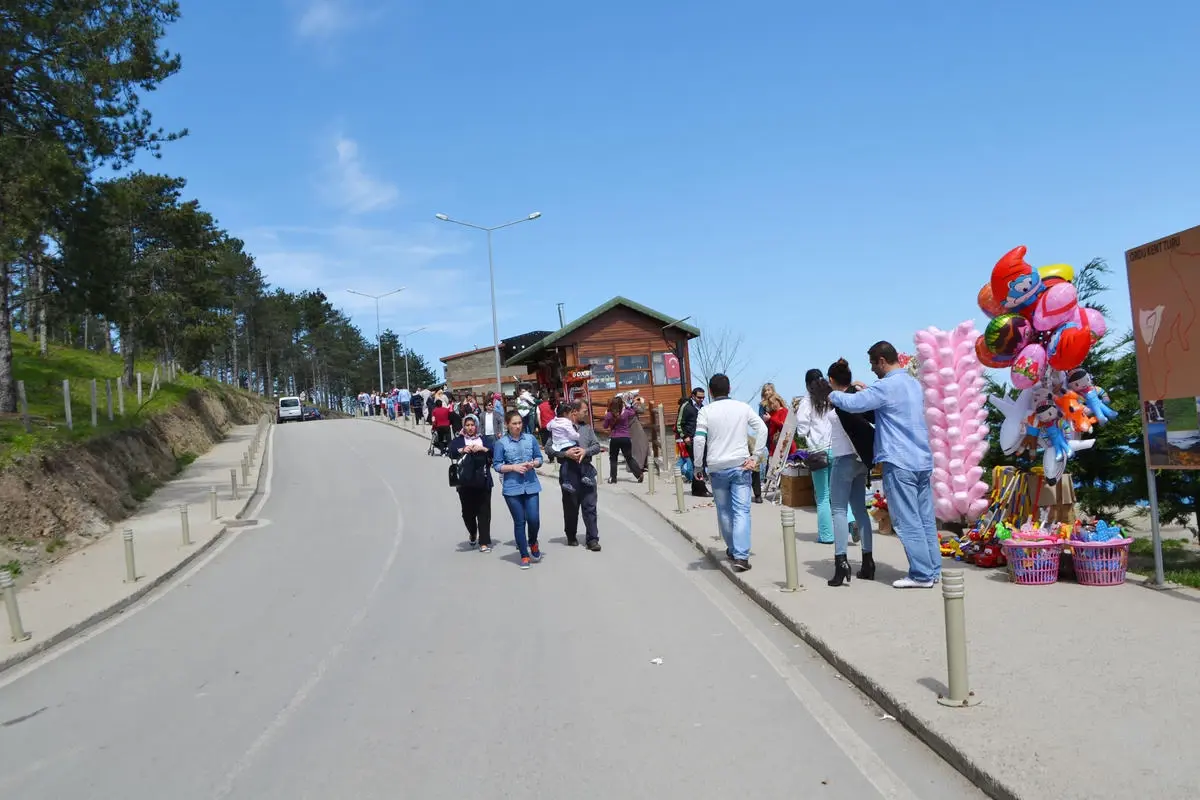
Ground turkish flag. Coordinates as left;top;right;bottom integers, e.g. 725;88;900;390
663;352;680;380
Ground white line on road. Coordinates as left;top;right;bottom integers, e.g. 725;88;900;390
0;424;280;692
602;505;920;800
211;441;406;799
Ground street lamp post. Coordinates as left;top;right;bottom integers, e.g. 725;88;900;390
347;287;405;394
434;211;541;397
401;326;427;391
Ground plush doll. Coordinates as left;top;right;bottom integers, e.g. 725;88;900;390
1066;369;1118;425
1035;403;1071;461
1054;389;1097;434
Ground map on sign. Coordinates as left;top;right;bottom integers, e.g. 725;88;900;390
1126;226;1200;469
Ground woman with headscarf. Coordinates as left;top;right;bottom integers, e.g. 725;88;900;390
449;414;495;552
795;369;837;544
493;410;544;569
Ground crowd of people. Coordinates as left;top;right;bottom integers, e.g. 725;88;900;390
363;338;940;588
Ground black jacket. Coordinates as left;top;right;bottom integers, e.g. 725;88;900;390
679;400;701;439
834;387;876;468
449;434;494;490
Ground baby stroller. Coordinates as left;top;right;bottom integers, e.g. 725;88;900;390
427;424;452;457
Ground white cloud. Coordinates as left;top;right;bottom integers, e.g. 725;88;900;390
331;136;399;214
295;0;355;40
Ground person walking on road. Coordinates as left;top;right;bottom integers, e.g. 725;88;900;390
693;374;767;572
829;341;940;589
494;410;545;570
548;399;603;551
678;387;710;497
602;395;646;484
449;414;495;552
825;358;876;586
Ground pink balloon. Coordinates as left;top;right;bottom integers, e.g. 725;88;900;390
933;452;949;470
936;498;958;520
1032;282;1079;332
933;467;950;485
1010;343;1046;390
924;388;942;407
945;412;962;426
967;482;989;501
953;490;971;512
949;458;965;472
946;426;962;442
916;342;936;361
938;346;954;364
929;424;947;442
943;397;961;413
968;498;990;518
938;367;955;381
945;383;961;396
914;330;937;348
966;466;983;484
950;444;967;460
1083;307;1106;341
952;474;969;490
925;408;947;427
935;480;952;498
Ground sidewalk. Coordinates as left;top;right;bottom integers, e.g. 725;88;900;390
628;480;1200;800
0;418;270;673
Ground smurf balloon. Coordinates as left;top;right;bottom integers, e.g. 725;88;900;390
1066;369;1118;425
990;246;1045;315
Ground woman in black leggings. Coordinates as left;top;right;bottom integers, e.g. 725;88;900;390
448;414;494;552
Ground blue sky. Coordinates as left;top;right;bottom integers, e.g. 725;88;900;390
142;0;1200;399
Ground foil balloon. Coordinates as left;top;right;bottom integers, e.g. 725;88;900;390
983;313;1032;357
974;335;1013;368
1047;308;1092;372
1082;307;1106;343
988;389;1034;456
990;245;1044;314
977;282;1005;318
1032;281;1079;332
1010;343;1046;390
1037;263;1075;284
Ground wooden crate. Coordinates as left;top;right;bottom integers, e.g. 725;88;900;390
781;473;815;508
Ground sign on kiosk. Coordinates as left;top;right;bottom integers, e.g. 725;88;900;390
1125;225;1200;469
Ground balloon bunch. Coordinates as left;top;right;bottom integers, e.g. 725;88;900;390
914;321;991;522
978;246;1116;483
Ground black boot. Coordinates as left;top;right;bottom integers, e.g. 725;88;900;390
857;552;876;581
828;554;851;587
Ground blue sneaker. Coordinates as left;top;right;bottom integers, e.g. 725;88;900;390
530;543;543;562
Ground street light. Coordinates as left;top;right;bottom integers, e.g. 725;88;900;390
347;287;405;394
400;326;427;391
434;211;542;396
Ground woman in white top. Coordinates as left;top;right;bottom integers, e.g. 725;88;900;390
794;369;837;544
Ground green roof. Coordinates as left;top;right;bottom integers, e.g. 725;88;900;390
505;296;700;367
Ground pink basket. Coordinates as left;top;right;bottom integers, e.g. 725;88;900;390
1069;538;1133;586
1002;540;1061;585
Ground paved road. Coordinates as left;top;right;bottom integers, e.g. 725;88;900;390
0;420;984;799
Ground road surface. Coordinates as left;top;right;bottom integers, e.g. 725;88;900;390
0;419;984;799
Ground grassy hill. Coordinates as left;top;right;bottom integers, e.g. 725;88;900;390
0;332;220;465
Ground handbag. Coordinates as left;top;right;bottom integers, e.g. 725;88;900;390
448;459;460;487
802;449;829;471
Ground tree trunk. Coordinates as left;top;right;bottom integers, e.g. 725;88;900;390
35;258;47;356
103;318;112;354
0;264;15;413
264;352;273;398
121;322;135;387
230;314;239;390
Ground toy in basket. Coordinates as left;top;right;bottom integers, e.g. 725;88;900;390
1067;519;1131;586
1000;518;1062;585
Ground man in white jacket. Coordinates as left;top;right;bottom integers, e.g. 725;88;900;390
693;374;768;572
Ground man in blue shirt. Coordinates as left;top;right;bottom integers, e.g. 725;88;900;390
396;386;411;419
829;341;940;589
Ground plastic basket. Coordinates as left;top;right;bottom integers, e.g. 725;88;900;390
1001;540;1061;585
1069;538;1133;586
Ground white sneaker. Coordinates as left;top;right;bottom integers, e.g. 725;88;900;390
893;577;934;589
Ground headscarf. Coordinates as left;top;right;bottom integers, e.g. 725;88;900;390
462;414;483;448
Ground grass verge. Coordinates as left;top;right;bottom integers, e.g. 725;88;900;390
1129;537;1200;588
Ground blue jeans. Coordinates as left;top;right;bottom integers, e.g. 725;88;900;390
504;493;541;558
811;449;834;543
710;467;753;560
831;456;872;557
880;464;941;583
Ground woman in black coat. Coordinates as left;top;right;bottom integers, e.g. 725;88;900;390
448;414;495;552
826;358;877;586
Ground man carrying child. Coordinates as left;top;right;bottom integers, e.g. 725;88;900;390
546;399;603;551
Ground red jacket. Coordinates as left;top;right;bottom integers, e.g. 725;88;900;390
431;406;451;427
538;400;554;429
767;407;795;456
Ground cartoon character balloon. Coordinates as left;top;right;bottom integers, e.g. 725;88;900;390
991;246;1045;314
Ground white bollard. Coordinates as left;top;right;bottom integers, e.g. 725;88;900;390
180;504;191;546
0;568;30;642
937;570;979;707
122;529;137;583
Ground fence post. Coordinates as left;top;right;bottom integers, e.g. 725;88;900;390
209;486;218;520
937;570;980;707
63;379;73;431
105;379;114;421
673;468;687;514
230;469;239;501
122;529;137;583
780;508;800;592
117;378;125;416
647;456;656;494
137;373;143;406
16;380;30;433
179;504;191;546
90;379;98;427
0;568;30;642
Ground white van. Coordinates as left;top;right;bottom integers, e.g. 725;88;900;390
277;396;303;423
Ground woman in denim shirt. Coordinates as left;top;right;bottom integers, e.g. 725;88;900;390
493;410;544;569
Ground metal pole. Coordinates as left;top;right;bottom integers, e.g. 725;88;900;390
180;504;191;546
655;403;669;477
404;340;410;391
122;529;137;583
210;486;218;520
780;508;800;591
374;297;384;394
937;570;979;707
63;379;73;430
647;457;656;494
0;568;30;642
241;454;249;485
1147;465;1166;586
487;228;503;398
673;468;687;514
230;469;239;500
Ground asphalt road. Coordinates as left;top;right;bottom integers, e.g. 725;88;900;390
0;419;985;800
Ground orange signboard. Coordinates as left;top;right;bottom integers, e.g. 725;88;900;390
1125;226;1200;469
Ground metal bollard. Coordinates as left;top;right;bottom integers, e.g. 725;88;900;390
937;570;979;707
180;504;191;546
673;468;687;514
122;529;137;583
241;454;249;485
209;486;218;520
780;508;800;592
0;568;30;642
647;459;656;494
230;469;239;500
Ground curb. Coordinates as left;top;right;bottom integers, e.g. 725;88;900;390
0;421;272;677
628;492;1019;800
